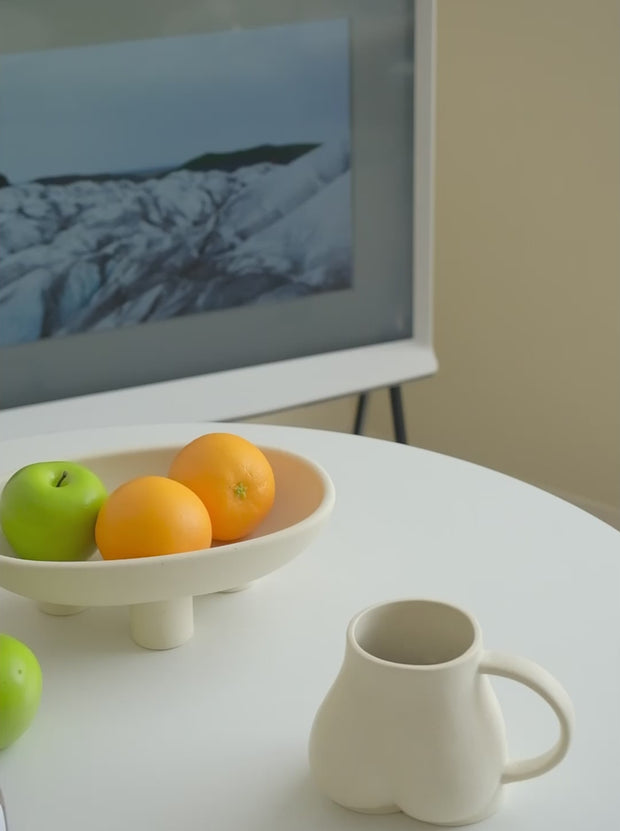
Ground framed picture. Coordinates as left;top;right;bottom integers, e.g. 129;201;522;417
0;0;436;436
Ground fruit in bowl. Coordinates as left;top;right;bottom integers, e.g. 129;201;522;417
95;475;212;560
96;432;276;558
169;432;275;541
0;461;107;561
0;432;277;564
0;633;42;749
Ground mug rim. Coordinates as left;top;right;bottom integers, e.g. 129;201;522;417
347;598;482;669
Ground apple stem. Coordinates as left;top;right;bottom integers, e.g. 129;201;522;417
56;471;68;487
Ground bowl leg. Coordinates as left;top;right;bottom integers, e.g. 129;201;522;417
130;596;194;650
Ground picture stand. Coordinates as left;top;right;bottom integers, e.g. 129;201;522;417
354;386;408;444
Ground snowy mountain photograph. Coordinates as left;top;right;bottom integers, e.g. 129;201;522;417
0;20;352;347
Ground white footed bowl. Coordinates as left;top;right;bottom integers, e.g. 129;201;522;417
0;425;335;649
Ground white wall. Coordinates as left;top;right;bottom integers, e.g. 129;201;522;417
247;0;620;529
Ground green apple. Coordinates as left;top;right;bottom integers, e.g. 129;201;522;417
0;633;42;749
0;461;108;561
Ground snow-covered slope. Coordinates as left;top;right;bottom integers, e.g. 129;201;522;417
0;140;351;346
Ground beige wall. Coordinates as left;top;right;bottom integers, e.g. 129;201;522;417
247;0;620;528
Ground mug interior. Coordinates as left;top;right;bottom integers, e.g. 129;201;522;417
352;600;477;666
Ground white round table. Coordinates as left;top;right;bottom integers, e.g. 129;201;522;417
0;422;618;830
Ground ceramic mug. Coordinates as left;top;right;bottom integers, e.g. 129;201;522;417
308;599;574;826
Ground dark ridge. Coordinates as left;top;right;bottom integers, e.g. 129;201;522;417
33;169;168;186
28;143;320;187
178;142;320;173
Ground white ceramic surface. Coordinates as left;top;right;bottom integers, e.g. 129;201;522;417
308;599;574;826
0;436;335;649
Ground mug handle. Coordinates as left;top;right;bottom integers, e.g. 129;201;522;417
479;650;575;783
0;788;7;831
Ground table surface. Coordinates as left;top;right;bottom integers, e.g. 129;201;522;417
0;422;618;831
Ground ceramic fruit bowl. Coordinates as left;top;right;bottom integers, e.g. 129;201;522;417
0;426;335;650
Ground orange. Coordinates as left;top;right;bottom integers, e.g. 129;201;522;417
95;475;212;560
168;432;275;542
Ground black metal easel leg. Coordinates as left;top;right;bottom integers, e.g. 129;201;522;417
354;386;407;444
353;392;368;435
389;385;407;444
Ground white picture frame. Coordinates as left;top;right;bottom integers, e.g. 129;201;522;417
0;0;436;439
